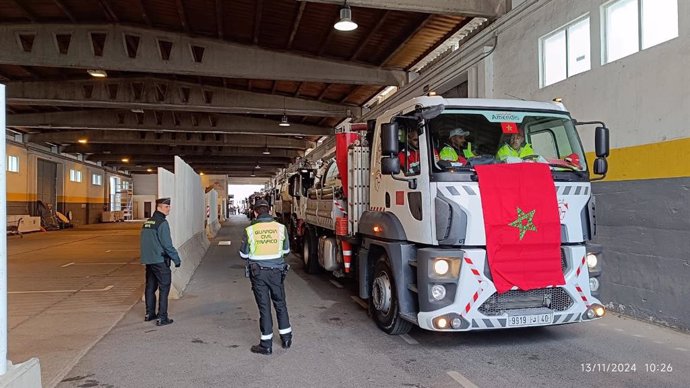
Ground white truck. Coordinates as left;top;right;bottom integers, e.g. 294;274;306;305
296;96;609;335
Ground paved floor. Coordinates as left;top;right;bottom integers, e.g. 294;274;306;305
7;222;145;388
8;217;690;388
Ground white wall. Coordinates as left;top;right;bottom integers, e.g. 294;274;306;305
155;158;208;298
482;0;689;151
133;174;157;195
132;195;156;219
205;189;220;237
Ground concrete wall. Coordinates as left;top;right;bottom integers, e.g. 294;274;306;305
133;173;157;195
5;141;127;225
157;158;209;299
132;195;156;220
205;189;220;238
458;0;690;330
5;143;29;215
201;174;229;221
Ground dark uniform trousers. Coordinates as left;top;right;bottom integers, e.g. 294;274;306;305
250;264;291;348
145;262;172;319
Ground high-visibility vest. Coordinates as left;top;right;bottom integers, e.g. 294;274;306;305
245;221;286;261
496;143;535;161
439;142;474;161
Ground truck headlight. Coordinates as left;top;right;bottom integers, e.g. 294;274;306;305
433;259;450;276
586;253;598;269
589;277;599;292
430;284;447;301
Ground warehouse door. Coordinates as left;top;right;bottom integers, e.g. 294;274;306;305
36;159;57;209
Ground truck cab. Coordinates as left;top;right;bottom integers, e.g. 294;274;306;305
359;96;608;333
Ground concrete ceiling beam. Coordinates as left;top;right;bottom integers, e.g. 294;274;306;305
0;24;406;85
298;0;507;18
6;78;360;118
8;110;332;136
27;130;314;149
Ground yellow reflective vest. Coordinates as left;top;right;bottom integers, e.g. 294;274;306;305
241;219;289;261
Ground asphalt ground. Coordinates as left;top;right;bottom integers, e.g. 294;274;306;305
9;217;689;387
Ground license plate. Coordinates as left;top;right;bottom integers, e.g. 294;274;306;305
507;313;553;327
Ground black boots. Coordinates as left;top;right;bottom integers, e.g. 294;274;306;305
281;338;292;349
144;313;158;322
156;317;174;326
250;344;272;355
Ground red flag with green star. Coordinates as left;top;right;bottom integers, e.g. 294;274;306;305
475;163;564;293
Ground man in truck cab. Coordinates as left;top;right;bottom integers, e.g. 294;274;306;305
439;128;475;163
496;130;535;161
398;127;421;175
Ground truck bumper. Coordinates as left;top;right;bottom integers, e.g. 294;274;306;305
416;246;604;331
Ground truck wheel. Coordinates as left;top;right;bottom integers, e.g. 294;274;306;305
302;227;320;274
369;255;412;335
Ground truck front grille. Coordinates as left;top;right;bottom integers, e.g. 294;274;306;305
478;288;573;316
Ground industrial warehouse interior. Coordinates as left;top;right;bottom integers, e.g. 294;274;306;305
1;0;689;387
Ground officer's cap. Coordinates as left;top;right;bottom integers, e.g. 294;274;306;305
156;197;171;205
449;128;470;138
254;199;269;209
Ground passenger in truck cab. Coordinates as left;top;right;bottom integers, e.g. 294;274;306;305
496;130;535;161
398;127;421;175
439;128;475;164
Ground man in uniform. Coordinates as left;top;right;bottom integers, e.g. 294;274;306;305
140;197;181;326
398;127;421;175
239;199;292;355
439;128;475;163
496;131;535;161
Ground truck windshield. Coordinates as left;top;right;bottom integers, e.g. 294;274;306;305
427;109;587;175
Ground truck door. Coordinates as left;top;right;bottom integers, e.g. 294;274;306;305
375;119;433;244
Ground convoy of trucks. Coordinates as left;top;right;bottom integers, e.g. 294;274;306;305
265;96;609;335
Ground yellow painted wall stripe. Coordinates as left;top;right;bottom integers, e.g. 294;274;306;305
7;194;105;203
57;196;106;203
587;137;690;182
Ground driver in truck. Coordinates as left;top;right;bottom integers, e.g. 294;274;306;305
496;130;536;161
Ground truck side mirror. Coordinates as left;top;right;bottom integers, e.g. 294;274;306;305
593;158;608;175
381;122;399;156
595;126;609;157
381;157;400;175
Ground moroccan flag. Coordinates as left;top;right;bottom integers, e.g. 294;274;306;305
501;122;519;134
475;163;565;293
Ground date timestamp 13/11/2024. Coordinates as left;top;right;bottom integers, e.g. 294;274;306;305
581;363;673;373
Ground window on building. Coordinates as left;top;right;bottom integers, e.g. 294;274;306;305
603;0;678;64
92;173;103;186
540;16;590;87
7;155;19;172
69;169;82;182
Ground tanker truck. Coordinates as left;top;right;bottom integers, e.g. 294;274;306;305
297;96;609;335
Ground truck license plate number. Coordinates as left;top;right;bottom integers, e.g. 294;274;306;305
507;313;553;327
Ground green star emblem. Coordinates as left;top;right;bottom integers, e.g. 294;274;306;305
508;207;537;240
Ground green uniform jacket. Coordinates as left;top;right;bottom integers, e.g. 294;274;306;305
140;211;181;266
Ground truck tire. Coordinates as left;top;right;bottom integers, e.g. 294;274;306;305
302;227;320;274
369;255;412;335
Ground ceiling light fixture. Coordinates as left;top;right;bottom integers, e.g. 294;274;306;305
121;158;129;163
147;168;153;172
77;138;88;144
278;97;290;127
255;162;261;170
334;1;358;32
250;169;256;177
87;69;108;78
262;137;271;155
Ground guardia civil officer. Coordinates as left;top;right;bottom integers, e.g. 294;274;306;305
239;199;292;355
140;197;181;326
